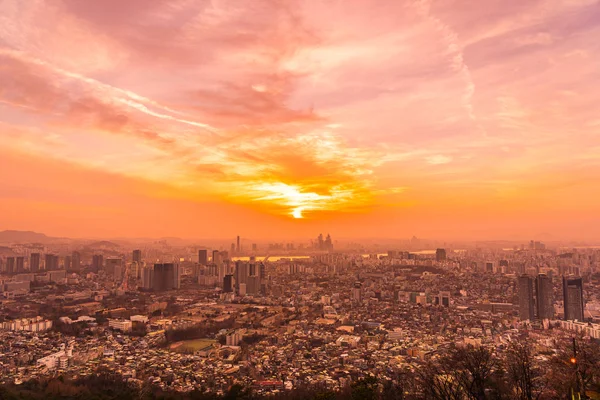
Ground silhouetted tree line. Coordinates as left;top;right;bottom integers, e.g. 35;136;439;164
1;338;598;400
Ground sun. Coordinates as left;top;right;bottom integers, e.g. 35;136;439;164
292;207;304;219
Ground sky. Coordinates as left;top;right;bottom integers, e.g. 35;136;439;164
1;0;600;241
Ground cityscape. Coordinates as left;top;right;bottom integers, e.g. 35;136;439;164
1;0;600;399
0;233;599;398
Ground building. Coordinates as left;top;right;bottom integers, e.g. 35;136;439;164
16;256;25;273
352;282;362;303
132;250;142;263
247;275;261;295
563;276;584;321
535;274;554;320
212;250;221;265
226;329;245;346
518;275;534;320
45;254;59;271
315;234;334;252
72;251;81;270
236;236;240;253
173;263;181;290
6;257;15;274
30;253;41;272
435;291;450;307
223;275;233;293
92;255;104;272
152;263;179;292
234;261;249;293
2;280;31;293
49;270;67;283
36;345;73;370
141;265;154;290
198;249;208;265
64;255;72;270
105;258;123;278
1;317;52;332
108;319;133;332
435;248;447;262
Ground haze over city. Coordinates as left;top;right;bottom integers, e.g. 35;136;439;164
1;2;600;399
1;0;600;241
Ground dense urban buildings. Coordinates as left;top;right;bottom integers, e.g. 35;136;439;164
0;234;598;398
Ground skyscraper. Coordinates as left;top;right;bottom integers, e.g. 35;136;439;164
92;255;104;272
563;276;584;321
234;261;249;294
30;253;40;272
132;250;142;263
45;254;59;271
141;265;154;290
6;257;15;274
16;256;25;273
72;251;81;270
64;255;72;270
198;249;208;265
105;258;123;278
535;274;554;320
223;274;234;293
436;248;447;262
518;275;535;320
152;263;178;292
236;236;240;253
173;264;181;290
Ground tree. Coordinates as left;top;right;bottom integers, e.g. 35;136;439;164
350;376;379;400
417;345;502;400
548;336;600;399
505;340;546;400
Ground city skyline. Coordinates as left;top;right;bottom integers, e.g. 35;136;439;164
1;1;600;240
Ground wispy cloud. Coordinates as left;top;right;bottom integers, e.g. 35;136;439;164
1;0;600;238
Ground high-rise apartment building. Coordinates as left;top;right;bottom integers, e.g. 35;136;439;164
30;253;41;272
132;250;142;263
105;258;122;277
16;256;25;273
6;257;15;274
563;276;584;321
518;275;535;320
152;263;179;292
436;248;447;262
64;255;72;270
212;250;220;265
45;254;59;271
223;275;234;293
141;265;154;290
535;274;554;320
72;251;81;270
198;249;208;266
92;255;104;272
234;261;249;293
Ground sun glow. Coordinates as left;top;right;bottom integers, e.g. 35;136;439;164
292;207;305;219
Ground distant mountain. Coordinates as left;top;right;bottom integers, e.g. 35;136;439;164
0;230;53;244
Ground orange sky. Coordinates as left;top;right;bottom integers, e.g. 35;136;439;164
1;0;600;241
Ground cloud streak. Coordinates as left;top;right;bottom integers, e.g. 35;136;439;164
1;0;600;239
